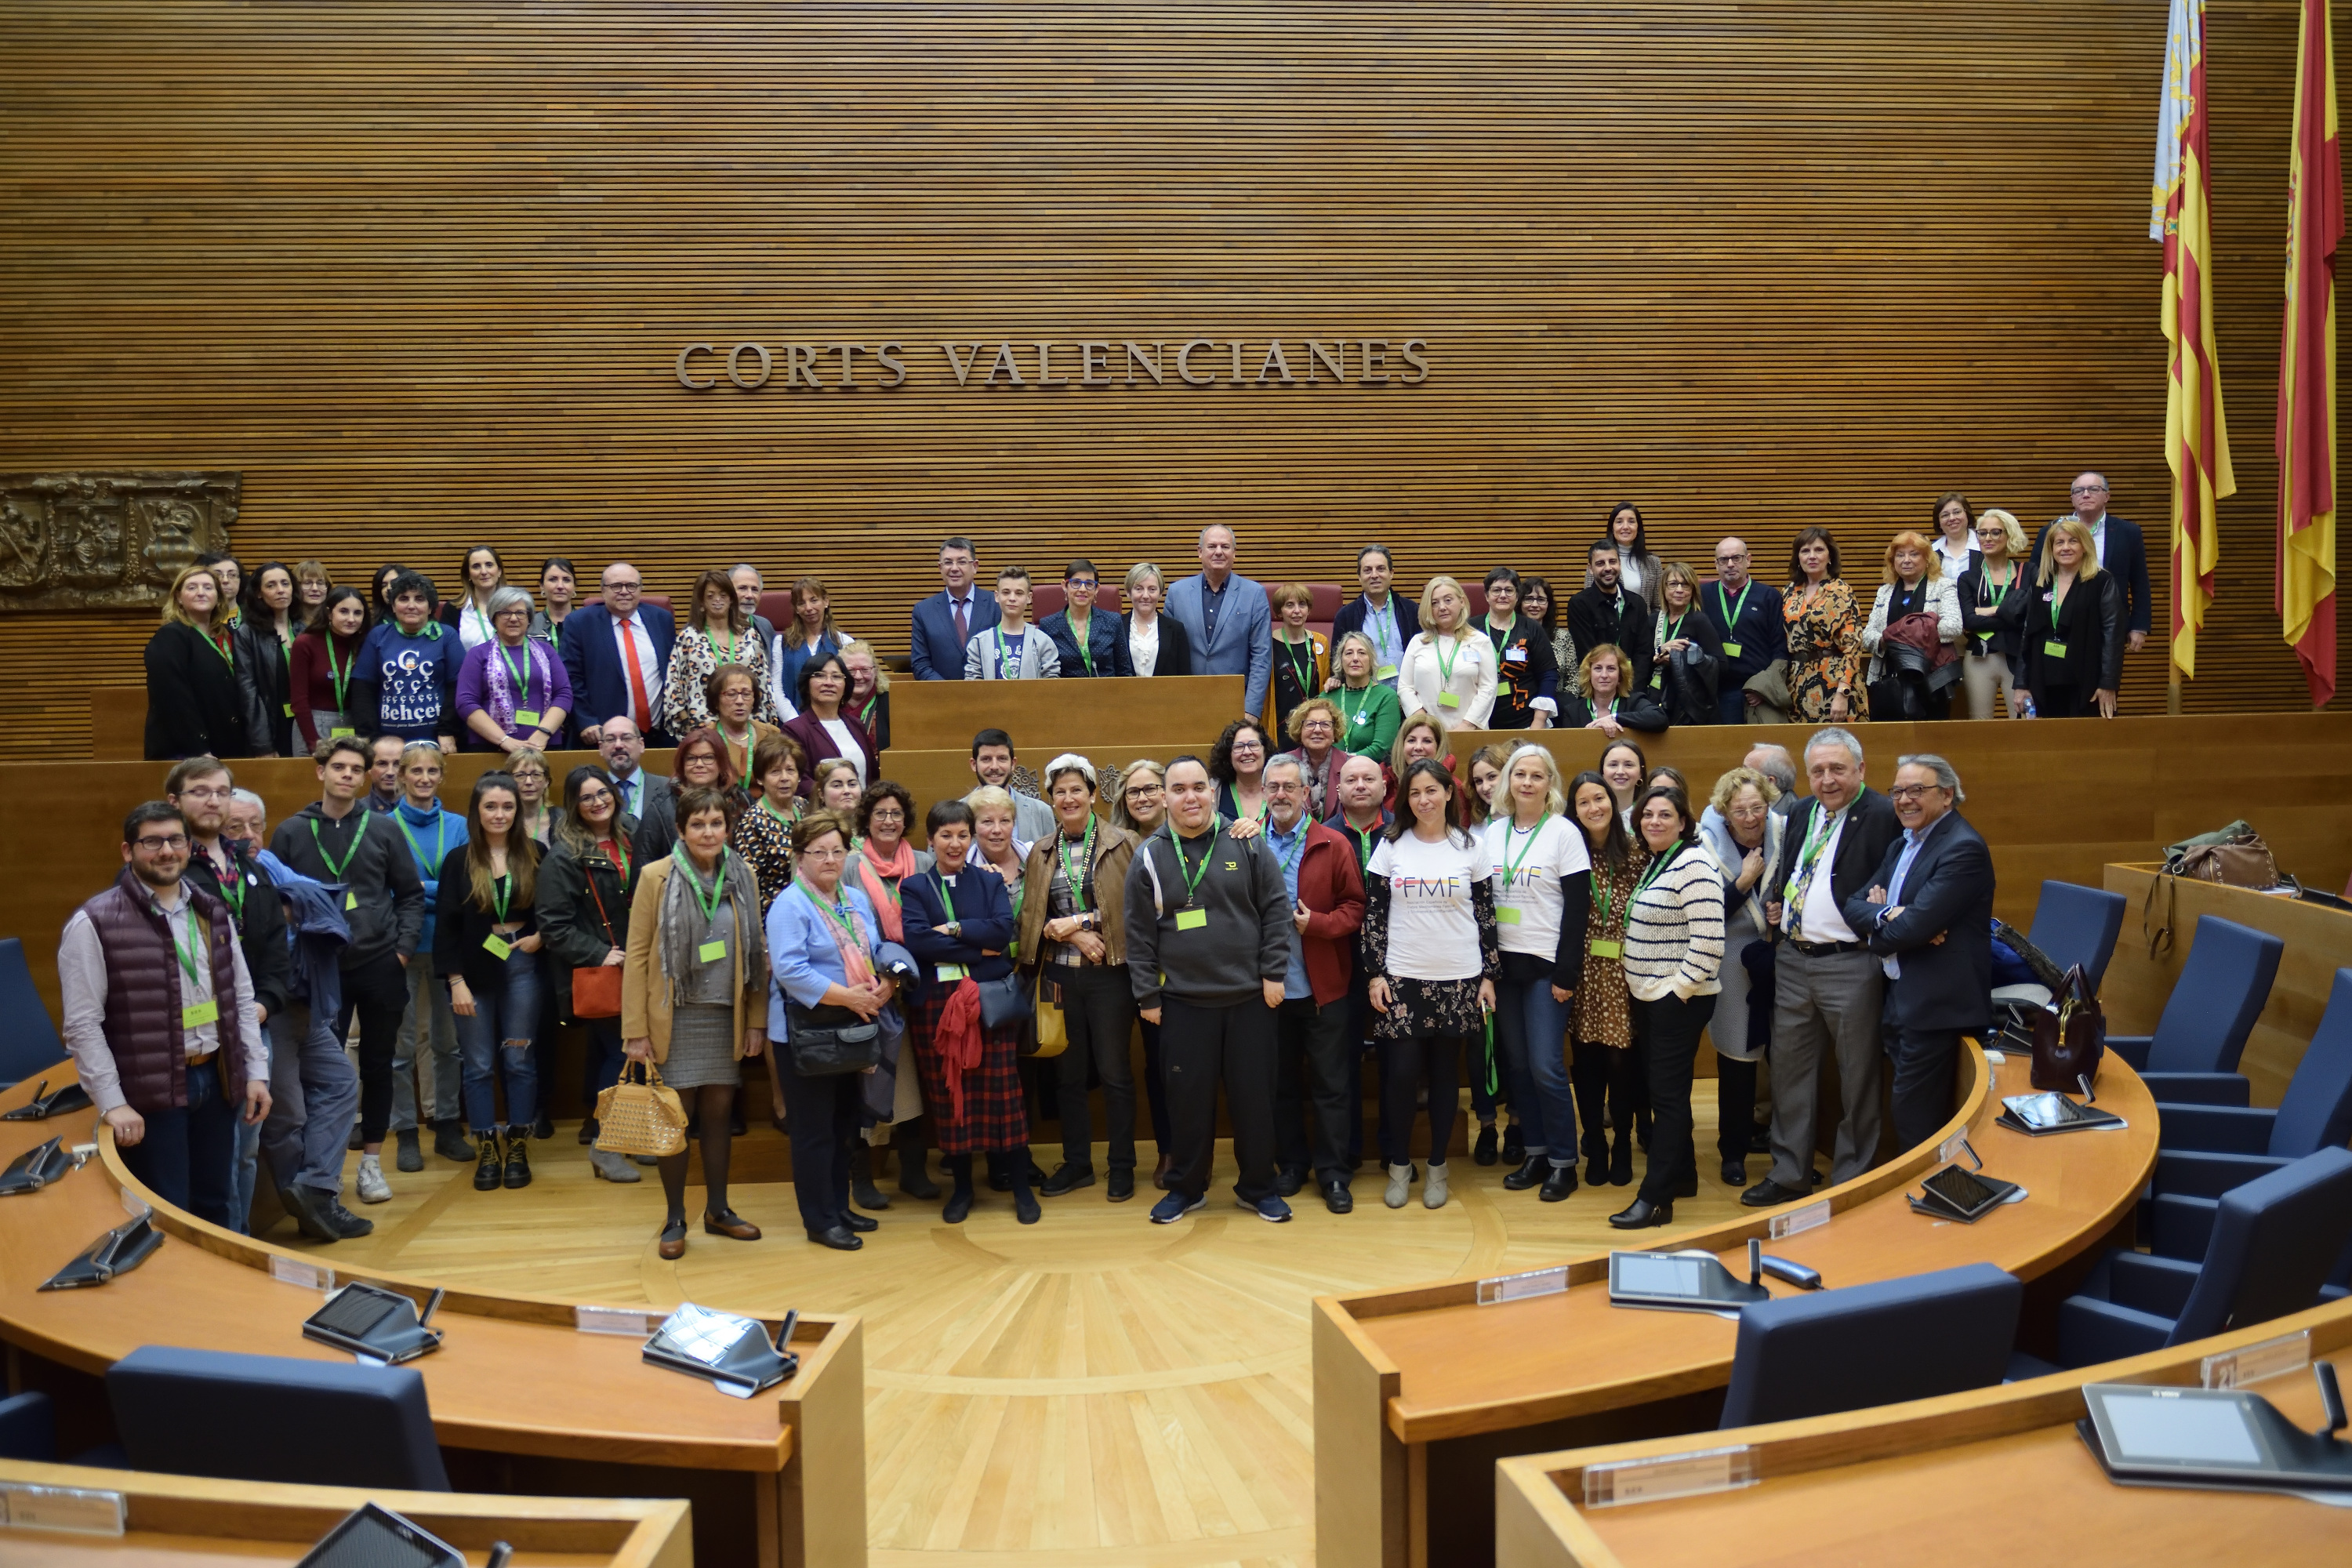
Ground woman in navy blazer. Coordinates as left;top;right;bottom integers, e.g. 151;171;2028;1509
778;649;880;798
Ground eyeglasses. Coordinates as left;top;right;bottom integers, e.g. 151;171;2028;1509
133;834;189;851
178;785;231;801
1887;783;1949;800
2071;485;2107;495
575;789;613;806
1126;784;1163;798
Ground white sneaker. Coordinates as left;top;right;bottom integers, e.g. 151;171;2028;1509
1385;1162;1414;1209
356;1153;392;1204
1423;1161;1449;1209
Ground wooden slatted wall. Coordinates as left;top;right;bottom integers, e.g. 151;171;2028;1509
0;0;2343;761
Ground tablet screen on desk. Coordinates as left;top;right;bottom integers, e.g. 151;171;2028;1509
1922;1166;2001;1213
1613;1254;1707;1298
2101;1392;2263;1466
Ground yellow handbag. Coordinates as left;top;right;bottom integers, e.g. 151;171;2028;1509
1027;971;1069;1059
593;1060;688;1157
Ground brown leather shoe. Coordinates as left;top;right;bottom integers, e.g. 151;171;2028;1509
703;1209;762;1241
656;1220;687;1261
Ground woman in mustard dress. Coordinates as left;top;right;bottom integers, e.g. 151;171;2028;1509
1783;527;1868;724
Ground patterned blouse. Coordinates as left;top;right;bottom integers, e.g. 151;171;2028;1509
664;624;778;735
1572;843;1650;1051
733;796;801;913
1784;579;1870;724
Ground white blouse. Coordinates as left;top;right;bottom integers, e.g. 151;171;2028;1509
1128;614;1161;677
1397;630;1499;728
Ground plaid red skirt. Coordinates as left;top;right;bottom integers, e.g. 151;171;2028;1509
909;982;1029;1154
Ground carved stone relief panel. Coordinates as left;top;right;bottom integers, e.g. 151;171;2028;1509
0;472;238;611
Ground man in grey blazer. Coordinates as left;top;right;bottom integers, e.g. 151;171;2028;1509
1166;524;1272;720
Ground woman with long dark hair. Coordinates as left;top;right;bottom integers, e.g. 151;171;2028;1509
1590;502;1666;605
536;764;641;1183
437;771;543;1192
235;560;301;756
771;573;847;706
1567;768;1647;1188
445;546;506;652
1784;526;1868;724
290;586;370;752
1363;757;1499;1211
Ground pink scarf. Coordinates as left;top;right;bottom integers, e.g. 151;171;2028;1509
808;882;877;989
854;837;916;942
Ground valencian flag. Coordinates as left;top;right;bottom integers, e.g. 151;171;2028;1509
2277;0;2339;707
2154;0;2237;680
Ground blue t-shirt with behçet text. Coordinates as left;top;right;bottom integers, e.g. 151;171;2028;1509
361;622;457;739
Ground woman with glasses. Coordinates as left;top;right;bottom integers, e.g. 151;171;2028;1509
633;725;735;866
666;568;777;736
539;770;641;1185
1105;757;1175;1181
456;586;572;754
1210;719;1274;830
1957;509;2031;720
1281;695;1349;819
1041;558;1127;679
1477;568;1558;731
706;663;782;792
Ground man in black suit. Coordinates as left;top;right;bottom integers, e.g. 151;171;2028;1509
1565;541;1654;691
1844;754;1994;1153
2033;472;2152;663
1744;727;1902;1207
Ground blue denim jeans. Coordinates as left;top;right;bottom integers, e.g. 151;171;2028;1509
1494;974;1577;1162
262;998;361;1200
120;1054;239;1229
456;953;542;1132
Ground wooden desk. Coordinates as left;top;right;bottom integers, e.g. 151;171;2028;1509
1494;1296;2352;1567
2103;862;2352;1108
1314;1045;2162;1568
0;1457;689;1566
884;672;1244;750
0;1071;863;1568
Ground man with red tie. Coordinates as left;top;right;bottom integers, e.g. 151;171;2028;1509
562;561;677;747
909;535;1001;680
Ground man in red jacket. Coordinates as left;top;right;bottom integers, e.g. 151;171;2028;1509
1261;754;1368;1212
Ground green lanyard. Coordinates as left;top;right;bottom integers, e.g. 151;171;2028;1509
673;847;728;925
1367;601;1398;659
491;871;511;924
758;796;800;834
1498;817;1548;890
326;635;354;712
1782;804;1845;902
395;811;445;880
2049;583;2067;633
1349;820;1381;865
499;640;535;706
1070;614;1096;675
1281;635;1314;696
934;870;959;924
809;884;862;945
1635;844;1679;898
210;850;247;929
308;810;369;880
206;628;234;665
1267;819;1308;880
710;627;737;666
858;694;880;730
167;899;207;988
1339;684;1375;729
1662;612;1687;644
864;848;904;913
721;724;757;787
1592;870;1619;935
1172;832;1216;907
991;626;1022;677
1715;579;1753;634
1980;564;2016;607
1058;818;1097;913
1434;631;1463;688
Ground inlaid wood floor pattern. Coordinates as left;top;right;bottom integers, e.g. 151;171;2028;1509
292;1115;1748;1566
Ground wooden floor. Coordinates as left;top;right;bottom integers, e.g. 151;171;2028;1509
284;1114;1752;1568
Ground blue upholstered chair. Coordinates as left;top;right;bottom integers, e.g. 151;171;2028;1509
1990;882;2129;1016
2048;1146;2352;1370
2147;968;2352;1260
1716;1263;2022;1428
0;937;67;1091
0;1390;56;1462
107;1345;449;1490
2111;916;2284;1107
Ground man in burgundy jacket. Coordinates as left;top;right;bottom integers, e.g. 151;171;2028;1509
1261;754;1368;1213
60;800;270;1228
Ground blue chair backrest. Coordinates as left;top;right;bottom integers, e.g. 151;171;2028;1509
107;1345;448;1490
1718;1262;2022;1428
0;937;67;1090
2271;968;2352;1158
2147;916;2285;1075
2027;881;2126;991
2169;1145;2352;1345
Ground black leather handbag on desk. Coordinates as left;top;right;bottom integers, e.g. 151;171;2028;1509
786;1000;881;1076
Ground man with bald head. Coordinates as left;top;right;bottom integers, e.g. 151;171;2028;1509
2031;472;2151;665
1166;525;1272;721
1701;537;1787;724
561;561;677;746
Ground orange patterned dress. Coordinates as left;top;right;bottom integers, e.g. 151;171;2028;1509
1784;579;1870;723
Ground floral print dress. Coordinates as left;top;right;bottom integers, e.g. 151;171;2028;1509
1572;845;1650;1050
1784;579;1870;723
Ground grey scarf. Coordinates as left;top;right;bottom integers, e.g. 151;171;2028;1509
657;848;767;1008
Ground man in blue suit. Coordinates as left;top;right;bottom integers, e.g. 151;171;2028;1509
2032;471;2152;665
1844;753;1994;1153
1165;524;1271;720
561;561;677;747
1327;544;1420;691
909;535;1000;680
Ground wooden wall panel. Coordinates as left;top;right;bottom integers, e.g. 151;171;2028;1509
0;0;2344;764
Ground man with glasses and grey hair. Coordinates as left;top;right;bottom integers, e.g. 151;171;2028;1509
1844;753;1994;1152
1744;726;1901;1207
1702;537;1787;724
2033;472;2151;661
1740;742;1802;818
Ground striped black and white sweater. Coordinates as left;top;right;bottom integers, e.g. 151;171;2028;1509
1622;840;1726;1002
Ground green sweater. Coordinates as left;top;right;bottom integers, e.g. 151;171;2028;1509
1332;681;1403;760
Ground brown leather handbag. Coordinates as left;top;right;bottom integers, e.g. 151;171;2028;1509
2165;821;2278;890
2029;964;2107;1091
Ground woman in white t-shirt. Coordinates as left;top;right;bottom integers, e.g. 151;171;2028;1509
1485;745;1592;1203
1363;757;1500;1212
1397;575;1498;728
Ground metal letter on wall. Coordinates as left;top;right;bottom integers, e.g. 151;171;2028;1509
0;472;238;612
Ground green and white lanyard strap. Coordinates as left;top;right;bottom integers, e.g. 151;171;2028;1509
674;845;729;927
1173;833;1215;908
1058;818;1097;913
1781;804;1843;906
169;901;208;989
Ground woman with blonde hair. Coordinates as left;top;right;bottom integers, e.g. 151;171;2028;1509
1698;765;1784;1185
770;573;847;707
1860;530;1964;720
1109;757;1167;837
1957;508;2030;719
1648;561;1729;727
1486;743;1591;1200
1560;643;1667;735
2022;517;2126;717
667;568;775;735
1326;630;1403;759
1397;575;1497;728
1119;561;1192;677
144;562;249;760
840;638;891;750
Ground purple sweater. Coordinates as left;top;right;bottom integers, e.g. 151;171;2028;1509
455;639;574;748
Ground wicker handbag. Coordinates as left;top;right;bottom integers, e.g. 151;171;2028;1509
593;1060;688;1157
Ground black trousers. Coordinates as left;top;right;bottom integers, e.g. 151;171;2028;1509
1162;996;1279;1203
1887;1025;1965;1152
1380;1031;1461;1168
1632;992;1717;1206
1054;964;1138;1174
1274;994;1356;1182
778;1064;862;1234
1572;1040;1642;1156
1715;1054;1762;1163
341;950;409;1143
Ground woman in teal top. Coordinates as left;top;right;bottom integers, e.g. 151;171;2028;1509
1327;632;1403;760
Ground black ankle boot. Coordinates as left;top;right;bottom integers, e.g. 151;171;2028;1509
851;1145;890;1210
473;1129;503;1191
503;1124;532;1189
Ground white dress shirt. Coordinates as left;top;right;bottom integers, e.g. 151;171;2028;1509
1787;807;1860;945
608;611;662;725
1128;614;1161;676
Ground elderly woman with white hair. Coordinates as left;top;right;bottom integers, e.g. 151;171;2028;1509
1021;753;1145;1202
455;585;572;754
1699;765;1787;1185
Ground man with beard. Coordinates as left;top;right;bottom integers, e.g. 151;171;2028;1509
1566;541;1655;691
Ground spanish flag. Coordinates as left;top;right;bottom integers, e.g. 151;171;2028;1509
2277;0;2339;708
2154;0;2237;681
